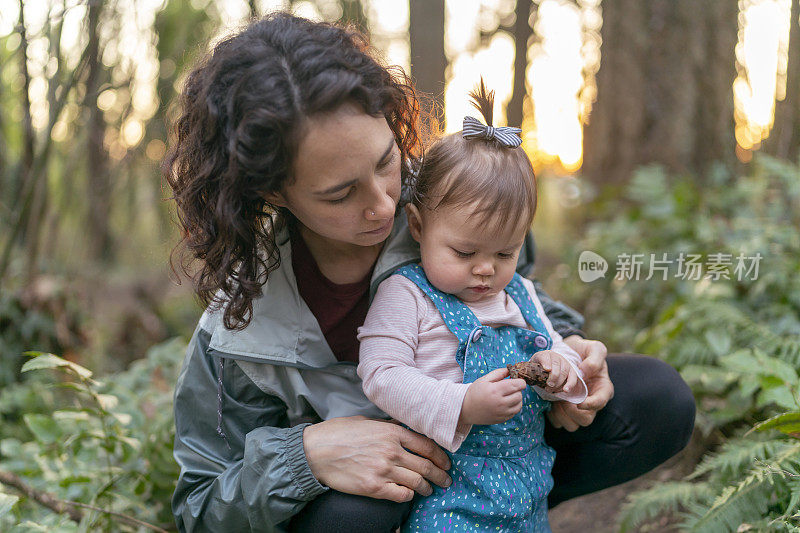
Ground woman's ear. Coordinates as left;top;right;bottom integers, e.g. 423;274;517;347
405;204;424;242
263;190;288;208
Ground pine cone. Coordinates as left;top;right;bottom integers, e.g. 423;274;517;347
507;361;549;388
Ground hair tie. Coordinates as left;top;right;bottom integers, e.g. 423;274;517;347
462;116;522;148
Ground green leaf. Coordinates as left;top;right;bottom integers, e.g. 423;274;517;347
58;475;92;487
705;329;733;357
21;353;93;380
117;435;141;451
111;412;132;426
757;386;799;410
55;383;88;393
719;350;761;374
0;439;22;457
52;410;91;423
0;492;19;517
95;394;118;411
10;522;51;532
759;375;785;389
680;364;738;394
752;412;800;435
23;413;61;444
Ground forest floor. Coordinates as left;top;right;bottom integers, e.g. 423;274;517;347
548;431;702;532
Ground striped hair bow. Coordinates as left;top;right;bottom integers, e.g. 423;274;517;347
462;116;522;148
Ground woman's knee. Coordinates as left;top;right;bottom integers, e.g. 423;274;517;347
608;354;696;454
289;490;412;533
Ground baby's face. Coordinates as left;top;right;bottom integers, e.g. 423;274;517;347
407;203;528;303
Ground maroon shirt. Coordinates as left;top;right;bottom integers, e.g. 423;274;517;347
290;230;372;364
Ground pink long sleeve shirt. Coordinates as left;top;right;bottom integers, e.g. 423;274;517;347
357;274;588;453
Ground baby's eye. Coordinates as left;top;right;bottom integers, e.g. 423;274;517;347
497;252;515;259
452;249;474;258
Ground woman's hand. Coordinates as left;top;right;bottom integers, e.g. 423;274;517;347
303;416;453;503
546;336;614;432
459;367;527;426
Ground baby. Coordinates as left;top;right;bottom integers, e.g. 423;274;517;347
357;83;588;533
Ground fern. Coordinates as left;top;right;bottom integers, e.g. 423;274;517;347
619;442;800;532
688;437;794;483
618;481;712;532
685;469;784;532
667;299;800;367
555;157;800;531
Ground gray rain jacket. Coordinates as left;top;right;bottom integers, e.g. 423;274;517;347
171;213;585;532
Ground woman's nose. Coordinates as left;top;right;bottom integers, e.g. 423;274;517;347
364;188;396;220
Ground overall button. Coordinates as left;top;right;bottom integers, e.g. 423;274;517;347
471;329;482;342
534;334;548;348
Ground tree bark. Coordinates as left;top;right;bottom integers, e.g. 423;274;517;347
582;0;738;187
409;0;447;127
507;1;536;128
338;0;369;33
85;0;113;262
691;0;738;173
24;1;65;283
766;0;800;160
15;0;35;214
582;0;646;186
0;60;6;186
0;11;90;282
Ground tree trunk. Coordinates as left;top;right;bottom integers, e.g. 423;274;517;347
583;0;738;187
409;0;446;127
85;0;113;262
766;0;800;160
15;0;35;213
25;3;65;282
0;65;6;187
691;0;738;173
338;0;369;33
507;1;536;128
582;0;647;186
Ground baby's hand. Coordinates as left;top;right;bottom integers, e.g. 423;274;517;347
532;350;578;395
459;367;526;426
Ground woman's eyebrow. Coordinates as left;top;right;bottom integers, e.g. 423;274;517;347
313;137;396;196
375;137;396;167
314;178;358;196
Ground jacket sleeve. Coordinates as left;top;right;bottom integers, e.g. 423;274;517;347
517;230;587;339
172;325;328;532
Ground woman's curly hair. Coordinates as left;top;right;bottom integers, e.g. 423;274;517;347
165;12;423;330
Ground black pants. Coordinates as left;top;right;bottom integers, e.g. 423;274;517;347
288;354;696;532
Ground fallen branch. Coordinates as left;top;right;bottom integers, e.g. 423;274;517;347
0;469;170;532
0;469;82;523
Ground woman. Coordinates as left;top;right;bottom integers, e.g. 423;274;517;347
166;13;695;532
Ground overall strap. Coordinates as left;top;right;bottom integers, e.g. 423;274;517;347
393;264;482;345
504;273;552;347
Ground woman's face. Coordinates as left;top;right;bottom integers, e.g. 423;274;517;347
268;103;401;249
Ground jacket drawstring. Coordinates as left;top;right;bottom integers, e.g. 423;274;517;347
216;357;231;450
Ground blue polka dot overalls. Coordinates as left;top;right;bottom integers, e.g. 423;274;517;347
396;264;555;533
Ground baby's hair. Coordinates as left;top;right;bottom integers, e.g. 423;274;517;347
412;79;536;234
470;79;494;129
165;13;424;330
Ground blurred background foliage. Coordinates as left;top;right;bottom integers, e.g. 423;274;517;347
0;0;799;530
